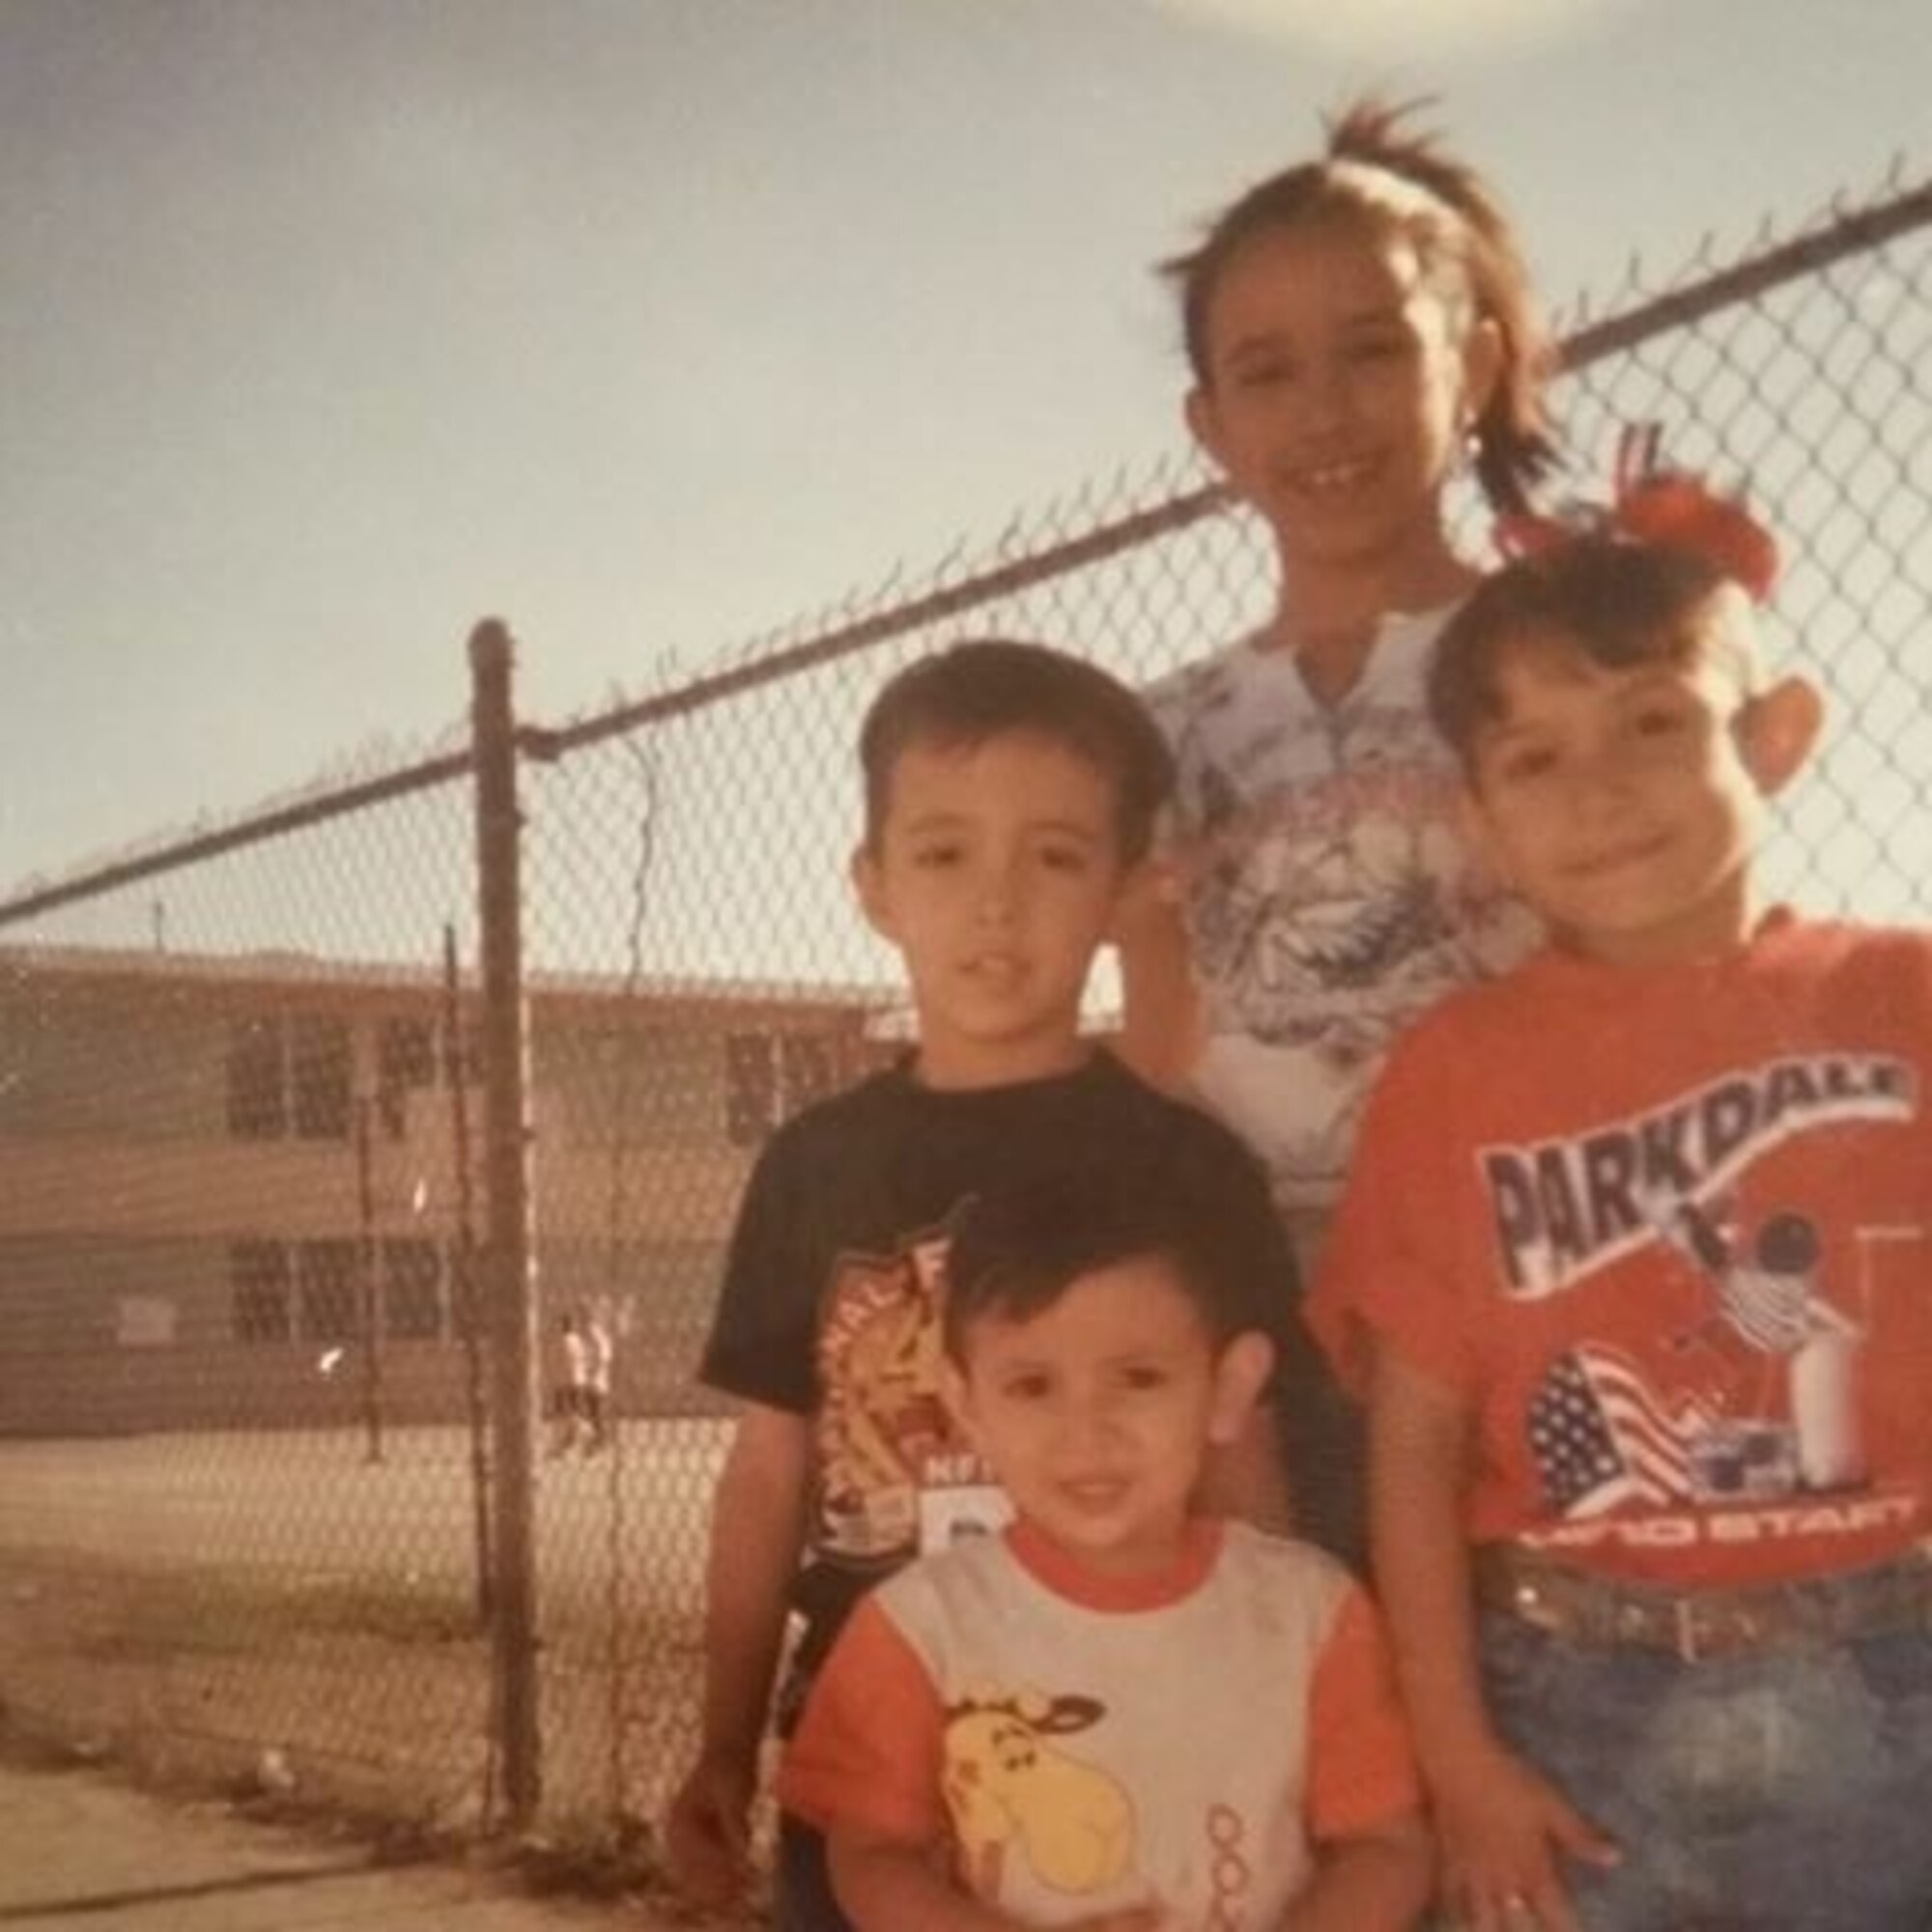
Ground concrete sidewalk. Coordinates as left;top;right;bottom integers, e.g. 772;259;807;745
0;1755;713;1930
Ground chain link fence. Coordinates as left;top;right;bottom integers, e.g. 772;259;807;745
0;166;1927;1861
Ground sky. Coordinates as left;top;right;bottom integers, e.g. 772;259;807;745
3;0;1927;899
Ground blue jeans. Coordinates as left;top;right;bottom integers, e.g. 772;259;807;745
1477;1609;1932;1929
774;1814;854;1932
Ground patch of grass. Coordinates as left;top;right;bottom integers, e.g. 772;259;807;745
78;1595;260;1660
67;1566;481;1663
273;1575;480;1645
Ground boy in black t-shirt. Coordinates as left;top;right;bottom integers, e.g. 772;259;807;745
666;639;1315;1930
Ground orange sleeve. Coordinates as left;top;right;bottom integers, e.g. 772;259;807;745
1303;1586;1423;1843
775;1593;947;1846
1308;1026;1480;1401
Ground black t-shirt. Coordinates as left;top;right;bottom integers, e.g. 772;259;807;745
700;1047;1320;1717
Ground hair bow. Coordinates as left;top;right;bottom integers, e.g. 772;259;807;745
1493;424;1779;603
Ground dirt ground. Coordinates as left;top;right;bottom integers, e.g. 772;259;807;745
0;1423;746;1907
0;1723;766;1930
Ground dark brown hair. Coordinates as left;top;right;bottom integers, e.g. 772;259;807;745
1164;97;1555;516
857;639;1174;864
1429;535;1748;766
941;1151;1259;1363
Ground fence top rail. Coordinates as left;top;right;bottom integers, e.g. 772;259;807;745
0;750;475;930
2;164;1925;934
1558;169;1932;370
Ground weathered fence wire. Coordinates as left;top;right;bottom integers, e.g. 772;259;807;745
0;166;1926;1854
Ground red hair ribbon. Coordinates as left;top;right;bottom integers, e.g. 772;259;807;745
1493;424;1780;603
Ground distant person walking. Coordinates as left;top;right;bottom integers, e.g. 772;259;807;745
552;1307;613;1456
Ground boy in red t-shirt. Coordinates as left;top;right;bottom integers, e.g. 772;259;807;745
1313;498;1932;1930
783;1156;1430;1931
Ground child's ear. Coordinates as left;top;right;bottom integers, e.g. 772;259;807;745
1739;676;1824;798
850;842;895;941
1101;856;1170;947
1459;315;1505;432
1454;781;1512;892
1208;1330;1276;1446
1183;384;1228;473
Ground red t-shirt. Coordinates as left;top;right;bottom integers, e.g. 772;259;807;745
1313;914;1932;1589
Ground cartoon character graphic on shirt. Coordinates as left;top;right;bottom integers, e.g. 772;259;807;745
1660;1198;1869;1492
1180;712;1516;1200
940;1686;1138;1904
1491;1048;1918;1523
817;1217;1002;1559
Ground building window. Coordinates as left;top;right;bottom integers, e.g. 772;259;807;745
724;1033;778;1146
446;1243;482;1342
724;1029;861;1145
231;1240;292;1343
377;1016;439;1139
290;1015;352;1140
227;1021;287;1140
226;1010;353;1142
780;1032;839;1113
298;1238;360;1342
384;1238;443;1340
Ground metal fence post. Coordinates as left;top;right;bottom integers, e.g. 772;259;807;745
469;617;542;1828
443;921;496;1630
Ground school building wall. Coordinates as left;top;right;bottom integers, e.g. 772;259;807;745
0;947;893;1435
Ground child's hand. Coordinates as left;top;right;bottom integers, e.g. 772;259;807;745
1065;1910;1170;1932
664;1748;756;1908
1432;1739;1618;1932
1109;852;1204;1092
1109;851;1187;946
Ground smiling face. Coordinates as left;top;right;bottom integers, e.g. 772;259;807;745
853;728;1130;1090
944;1255;1270;1577
1183;213;1499;593
1463;604;1818;966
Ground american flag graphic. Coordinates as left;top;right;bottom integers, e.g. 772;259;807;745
1527;1346;1711;1517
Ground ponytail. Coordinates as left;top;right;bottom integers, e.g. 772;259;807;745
1325;99;1556;516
